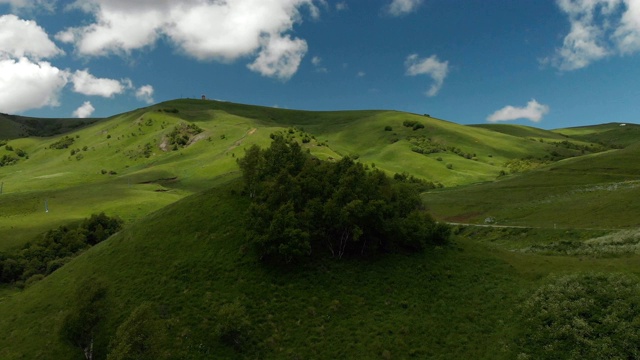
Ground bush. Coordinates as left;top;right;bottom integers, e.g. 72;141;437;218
49;136;75;149
384;126;393;131
216;301;251;352
516;273;640;359
24;274;44;287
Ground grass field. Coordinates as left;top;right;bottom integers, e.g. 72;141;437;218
2;99;640;359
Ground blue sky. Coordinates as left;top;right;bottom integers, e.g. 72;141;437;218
0;0;639;129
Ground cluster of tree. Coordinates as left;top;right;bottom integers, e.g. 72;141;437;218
0;154;18;167
50;135;76;149
408;136;476;159
0;213;123;285
0;142;28;166
167;123;203;150
238;135;450;264
392;172;444;191
402;119;425;130
408;136;444;154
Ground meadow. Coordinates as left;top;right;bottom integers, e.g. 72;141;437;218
1;99;640;358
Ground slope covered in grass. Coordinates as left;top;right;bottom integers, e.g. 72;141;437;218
422;143;640;228
555;122;640;148
2;99;596;251
4;179;640;359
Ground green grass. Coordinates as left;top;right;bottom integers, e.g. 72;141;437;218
3;179;640;359
4;99;640;358
3;99;596;250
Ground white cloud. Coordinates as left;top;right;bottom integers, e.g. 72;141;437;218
71;69;127;97
0;14;63;59
0;57;69;114
550;0;640;70
386;0;423;16
0;0;55;12
336;2;348;11
487;99;550;123
58;0;320;80
614;0;640;53
247;34;308;80
72;101;95;118
357;71;366;77
311;55;328;73
405;54;449;97
135;85;154;104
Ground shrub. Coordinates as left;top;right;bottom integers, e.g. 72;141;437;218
516;273;640;359
216;301;251;352
384;126;393;131
50;136;74;149
402;120;417;128
24;274;44;287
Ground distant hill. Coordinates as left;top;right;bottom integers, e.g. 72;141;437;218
554;122;640;148
0;113;101;139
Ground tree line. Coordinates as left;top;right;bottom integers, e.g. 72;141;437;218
237;134;450;264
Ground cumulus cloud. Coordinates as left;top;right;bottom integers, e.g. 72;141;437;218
0;0;55;12
386;0;423;16
72;101;95;118
0;14;63;59
405;54;449;97
135;85;154;104
0;57;69;113
248;34;308;80
336;2;348;11
486;99;550;123
57;0;321;80
549;0;640;70
71;69;128;97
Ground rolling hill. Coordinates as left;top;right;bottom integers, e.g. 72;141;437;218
2;99;640;359
0;99;619;250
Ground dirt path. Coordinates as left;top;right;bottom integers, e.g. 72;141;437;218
226;128;257;153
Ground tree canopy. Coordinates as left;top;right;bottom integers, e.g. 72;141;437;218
238;135;449;264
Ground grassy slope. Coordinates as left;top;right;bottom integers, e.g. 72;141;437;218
2;101;640;358
422;143;640;228
1;99;582;251
554;122;640;147
3;180;640;359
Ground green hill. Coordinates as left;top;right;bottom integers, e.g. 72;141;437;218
554;122;640;148
3;100;640;359
0;99;617;250
0;113;100;139
422;142;640;228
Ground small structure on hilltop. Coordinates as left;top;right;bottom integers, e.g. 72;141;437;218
201;95;206;100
